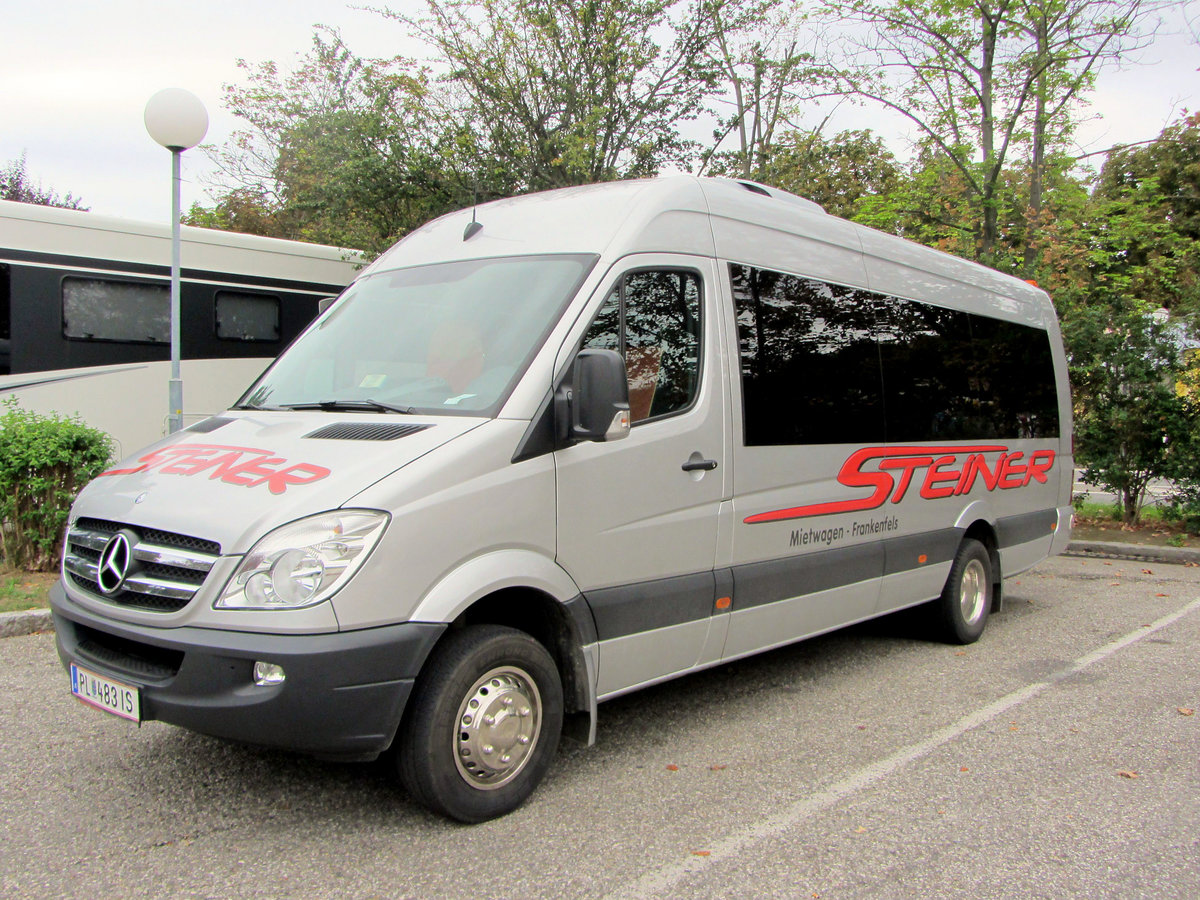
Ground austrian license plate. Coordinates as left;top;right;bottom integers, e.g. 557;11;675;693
70;663;141;723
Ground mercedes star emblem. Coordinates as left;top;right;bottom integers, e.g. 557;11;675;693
96;532;133;595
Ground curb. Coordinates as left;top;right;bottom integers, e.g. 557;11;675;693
1062;540;1200;566
2;540;1196;640
0;608;54;639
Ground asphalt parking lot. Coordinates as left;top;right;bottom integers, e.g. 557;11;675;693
2;554;1197;899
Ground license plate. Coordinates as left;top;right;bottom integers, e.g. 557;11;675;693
70;663;140;723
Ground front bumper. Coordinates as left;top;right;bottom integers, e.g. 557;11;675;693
51;581;445;760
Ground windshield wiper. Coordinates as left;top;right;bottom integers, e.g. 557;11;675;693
280;399;416;415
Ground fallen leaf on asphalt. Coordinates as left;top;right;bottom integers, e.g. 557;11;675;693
1156;593;1169;597
666;764;679;771
854;826;867;834
960;766;970;772
1117;770;1139;779
691;850;711;857
1179;708;1195;716
710;764;727;771
954;651;967;656
1142;569;1153;575
856;724;868;731
1109;582;1121;586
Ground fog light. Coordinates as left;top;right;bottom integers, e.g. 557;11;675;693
253;662;286;686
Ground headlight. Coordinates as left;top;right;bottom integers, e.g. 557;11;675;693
215;510;389;610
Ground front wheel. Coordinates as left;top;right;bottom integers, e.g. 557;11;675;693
934;538;993;644
395;625;563;823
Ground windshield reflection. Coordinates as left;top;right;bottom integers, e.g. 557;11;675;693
240;254;596;417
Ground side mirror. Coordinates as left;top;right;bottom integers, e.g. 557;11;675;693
568;348;630;443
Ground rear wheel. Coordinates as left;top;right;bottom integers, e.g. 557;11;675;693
935;538;993;644
395;624;563;823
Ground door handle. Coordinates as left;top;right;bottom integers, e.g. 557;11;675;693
682;458;718;472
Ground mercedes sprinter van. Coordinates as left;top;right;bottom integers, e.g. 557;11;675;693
52;177;1073;821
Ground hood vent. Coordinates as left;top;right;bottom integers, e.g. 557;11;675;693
188;416;233;433
304;422;432;441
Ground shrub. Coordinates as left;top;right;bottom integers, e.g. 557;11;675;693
0;400;113;571
1165;487;1200;536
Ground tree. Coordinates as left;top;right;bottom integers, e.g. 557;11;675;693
816;0;1165;268
192;28;464;254
1065;306;1198;523
1089;112;1200;316
700;1;827;178
0;154;87;210
379;0;725;190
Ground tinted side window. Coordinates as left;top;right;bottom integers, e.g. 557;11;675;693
62;277;169;343
967;315;1060;438
877;296;1058;440
731;264;884;445
876;297;977;441
583;270;702;423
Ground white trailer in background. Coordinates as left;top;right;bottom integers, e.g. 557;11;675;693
0;200;361;455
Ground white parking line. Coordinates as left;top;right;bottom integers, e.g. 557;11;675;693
604;594;1200;900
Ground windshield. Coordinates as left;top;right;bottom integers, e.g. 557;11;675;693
239;254;597;416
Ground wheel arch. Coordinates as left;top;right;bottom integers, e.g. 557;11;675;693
959;517;1003;612
405;550;597;746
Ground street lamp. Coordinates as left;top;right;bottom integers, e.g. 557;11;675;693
144;88;208;434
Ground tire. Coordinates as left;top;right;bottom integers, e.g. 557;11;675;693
934;538;994;645
395;625;563;823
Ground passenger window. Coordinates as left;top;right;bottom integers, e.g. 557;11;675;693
731;262;1059;445
583;270;702;423
731;264;884;445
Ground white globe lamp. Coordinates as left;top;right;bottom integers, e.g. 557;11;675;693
144;89;208;433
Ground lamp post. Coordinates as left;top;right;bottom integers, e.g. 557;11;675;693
144;88;208;434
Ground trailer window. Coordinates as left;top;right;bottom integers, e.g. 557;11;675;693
62;277;168;344
0;264;9;375
215;291;281;342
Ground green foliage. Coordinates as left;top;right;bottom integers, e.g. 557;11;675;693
1064;307;1199;524
0;400;113;571
1;153;88;210
386;0;723;190
189;28;466;255
1091;112;1200;317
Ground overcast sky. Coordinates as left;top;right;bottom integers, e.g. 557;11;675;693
2;0;1197;226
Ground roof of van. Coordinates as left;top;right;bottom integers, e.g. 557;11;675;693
363;175;1050;319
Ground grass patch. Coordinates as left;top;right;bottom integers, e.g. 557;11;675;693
0;570;56;614
1072;498;1200;549
1073;500;1173;524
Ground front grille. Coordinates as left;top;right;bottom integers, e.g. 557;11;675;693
74;624;184;681
64;518;222;613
